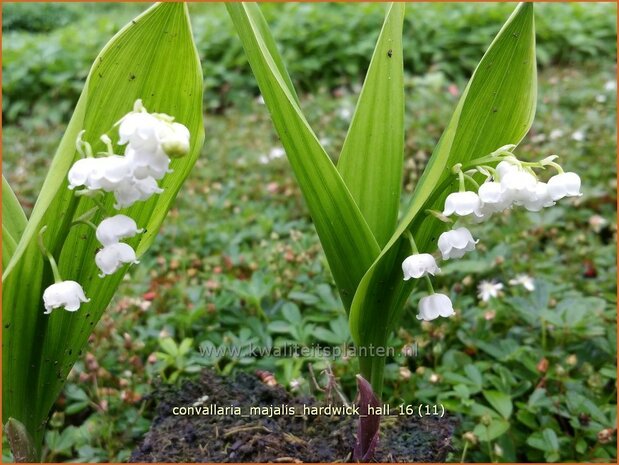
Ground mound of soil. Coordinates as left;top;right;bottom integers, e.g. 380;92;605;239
131;370;457;462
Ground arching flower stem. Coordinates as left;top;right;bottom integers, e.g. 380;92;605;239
404;230;419;254
38;226;62;284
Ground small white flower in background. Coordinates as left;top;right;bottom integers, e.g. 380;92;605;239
477;280;504;302
256;94;265;105
571;130;585;142
596;94;607;103
417;293;455;321
260;147;286;164
509;274;535;292
289;378;303;391
96;215;143;246
443;191;481;217
43;281;90;314
547;172;582;201
438;227;477;260
269;147;285;159
549;129;564;140
522;182;555;212
605;80;616;91
588;214;608;233
95;243;139;276
338;106;352;121
402;254;441;280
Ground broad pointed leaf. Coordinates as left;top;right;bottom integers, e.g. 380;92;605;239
2;3;204;449
226;3;381;311
337;3;404;247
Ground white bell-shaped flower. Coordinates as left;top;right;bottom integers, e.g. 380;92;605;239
43;280;89;314
417;293;455;321
160;122;190;158
547;172;582;200
500;168;538;204
95;243;139;276
443;191;481;217
113;176;163;209
96;215;143;246
438;227;478;260
522;182;555;212
68;156;135;192
90;156;135;191
118;111;165;152
478;182;509;210
68;158;103;190
125;146;171;180
496;160;519;179
474;181;511;221
402;254;441;280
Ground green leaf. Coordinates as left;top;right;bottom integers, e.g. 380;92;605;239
226;2;380;311
2;3;204;451
159;337;179;357
337;4;404;247
483;390;513;419
2;176;27;268
474;418;511;442
349;3;536;394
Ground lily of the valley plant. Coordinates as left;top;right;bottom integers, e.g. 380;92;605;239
3;4;204;460
227;2;580;460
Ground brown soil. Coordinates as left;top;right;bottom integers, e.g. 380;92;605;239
130;370;457;463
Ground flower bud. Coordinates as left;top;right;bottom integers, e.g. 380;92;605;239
161;122;190;158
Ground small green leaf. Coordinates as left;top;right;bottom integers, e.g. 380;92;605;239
474;418;510;442
483;390;513;419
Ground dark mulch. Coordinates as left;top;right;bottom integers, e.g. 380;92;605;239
130;370;457;463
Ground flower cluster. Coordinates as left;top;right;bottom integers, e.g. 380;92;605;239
42;100;190;314
68;100;189;209
402;146;581;321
